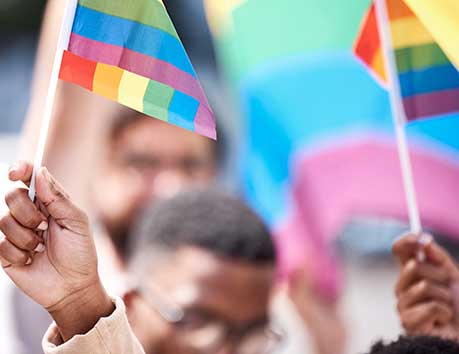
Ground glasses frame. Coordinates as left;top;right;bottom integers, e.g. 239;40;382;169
136;284;286;354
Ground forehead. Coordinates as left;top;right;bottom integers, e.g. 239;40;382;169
113;117;214;157
148;247;275;323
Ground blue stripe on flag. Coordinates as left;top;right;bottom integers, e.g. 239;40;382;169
168;91;199;131
72;5;196;77
399;64;459;98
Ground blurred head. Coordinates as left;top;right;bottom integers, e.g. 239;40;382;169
366;336;459;354
92;109;219;253
125;190;278;354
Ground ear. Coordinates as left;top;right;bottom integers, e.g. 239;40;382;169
122;289;140;308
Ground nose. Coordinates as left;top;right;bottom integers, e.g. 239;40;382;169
151;170;187;200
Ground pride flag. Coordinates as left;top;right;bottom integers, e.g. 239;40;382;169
59;0;216;139
354;0;459;122
207;0;459;299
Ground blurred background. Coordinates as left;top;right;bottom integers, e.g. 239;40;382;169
0;1;458;354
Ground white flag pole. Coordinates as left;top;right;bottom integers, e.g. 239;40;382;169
374;0;422;236
28;0;79;200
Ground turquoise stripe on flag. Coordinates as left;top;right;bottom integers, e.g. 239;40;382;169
399;64;459;97
72;5;196;77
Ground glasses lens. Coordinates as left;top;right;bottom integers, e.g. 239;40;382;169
179;322;227;353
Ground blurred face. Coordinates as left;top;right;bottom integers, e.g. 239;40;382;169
126;247;276;354
93;117;217;248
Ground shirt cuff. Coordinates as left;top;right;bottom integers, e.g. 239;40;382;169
42;296;125;354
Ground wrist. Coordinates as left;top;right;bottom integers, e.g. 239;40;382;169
48;280;115;342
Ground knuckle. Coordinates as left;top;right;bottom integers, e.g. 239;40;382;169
0;213;10;231
427;302;441;315
418;280;429;294
23;213;40;228
23;235;38;250
15;252;29;265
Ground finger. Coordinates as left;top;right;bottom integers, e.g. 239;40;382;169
5;189;48;230
0;238;31;266
396;260;450;295
35;168;89;235
7;161;34;187
398;280;453;311
393;234;420;265
401;301;453;334
0;213;44;252
425;242;459;279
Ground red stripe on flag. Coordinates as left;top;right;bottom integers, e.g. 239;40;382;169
354;4;381;69
59;51;97;91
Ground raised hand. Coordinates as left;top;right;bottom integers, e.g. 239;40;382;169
0;161;113;341
393;234;459;340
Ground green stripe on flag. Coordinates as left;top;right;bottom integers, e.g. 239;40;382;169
79;0;179;39
396;43;451;73
143;80;175;122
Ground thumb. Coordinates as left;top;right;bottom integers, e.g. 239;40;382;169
35;167;89;235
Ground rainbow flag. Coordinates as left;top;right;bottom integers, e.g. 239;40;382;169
354;0;459;122
59;0;216;139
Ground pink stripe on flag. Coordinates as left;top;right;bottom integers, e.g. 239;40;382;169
68;33;210;109
194;104;217;140
403;89;459;121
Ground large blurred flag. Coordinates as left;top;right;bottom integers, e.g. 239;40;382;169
59;0;215;139
206;0;459;298
355;0;459;122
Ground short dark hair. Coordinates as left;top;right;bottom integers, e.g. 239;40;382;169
128;189;276;269
366;336;459;354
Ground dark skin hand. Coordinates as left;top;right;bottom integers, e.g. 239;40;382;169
0;161;114;341
393;234;459;340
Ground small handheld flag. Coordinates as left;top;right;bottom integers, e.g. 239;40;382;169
355;0;459;122
29;0;215;199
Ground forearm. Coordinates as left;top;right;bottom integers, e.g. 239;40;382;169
48;280;114;342
43;296;146;354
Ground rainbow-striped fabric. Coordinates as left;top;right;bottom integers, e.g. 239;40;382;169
59;0;216;139
354;0;459;122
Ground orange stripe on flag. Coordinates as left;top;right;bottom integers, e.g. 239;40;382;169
93;63;124;101
371;47;387;83
386;0;414;20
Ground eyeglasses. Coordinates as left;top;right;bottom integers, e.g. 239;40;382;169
137;285;285;354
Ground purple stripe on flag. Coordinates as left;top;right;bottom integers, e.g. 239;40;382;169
403;89;459;121
194;104;217;140
68;33;210;109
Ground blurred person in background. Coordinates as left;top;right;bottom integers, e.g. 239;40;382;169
12;1;220;352
124;189;280;354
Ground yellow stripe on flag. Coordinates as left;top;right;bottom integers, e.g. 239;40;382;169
404;0;459;69
118;71;150;113
204;0;247;37
390;16;433;49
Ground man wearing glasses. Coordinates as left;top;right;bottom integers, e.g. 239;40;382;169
0;162;283;354
123;189;283;354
